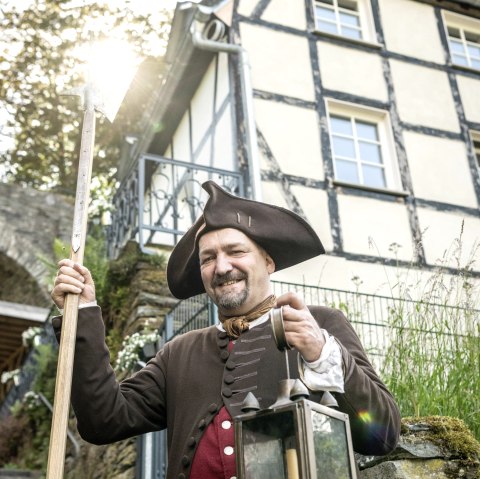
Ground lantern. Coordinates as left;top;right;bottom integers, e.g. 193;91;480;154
234;308;358;479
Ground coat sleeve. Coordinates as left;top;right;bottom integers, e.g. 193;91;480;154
310;306;401;455
52;306;168;445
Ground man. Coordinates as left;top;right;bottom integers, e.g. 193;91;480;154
52;181;400;479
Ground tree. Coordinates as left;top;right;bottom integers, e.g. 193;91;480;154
0;0;171;209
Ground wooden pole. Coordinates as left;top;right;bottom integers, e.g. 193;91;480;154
46;98;95;478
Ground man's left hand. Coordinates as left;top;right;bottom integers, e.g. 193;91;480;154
276;292;325;363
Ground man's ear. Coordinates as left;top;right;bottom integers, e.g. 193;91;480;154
266;254;275;274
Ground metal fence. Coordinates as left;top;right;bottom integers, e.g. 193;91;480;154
162;280;479;370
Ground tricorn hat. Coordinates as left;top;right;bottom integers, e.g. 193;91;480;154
167;181;325;299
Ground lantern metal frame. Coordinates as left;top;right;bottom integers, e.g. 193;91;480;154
234;397;358;479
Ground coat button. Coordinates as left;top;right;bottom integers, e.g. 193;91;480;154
224;374;235;385
178;474;186;479
222;388;232;398
208;403;218;413
224;446;234;456
226;360;236;370
198;419;206;430
187;437;196;447
182;455;190;466
222;420;232;430
220;350;229;360
218;338;229;348
52;317;62;329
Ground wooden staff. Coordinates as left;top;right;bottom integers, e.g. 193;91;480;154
46;85;96;478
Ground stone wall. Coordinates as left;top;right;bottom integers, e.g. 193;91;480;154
0;183;73;305
359;417;480;478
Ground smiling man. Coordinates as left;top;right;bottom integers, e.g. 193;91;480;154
51;181;400;479
199;228;271;313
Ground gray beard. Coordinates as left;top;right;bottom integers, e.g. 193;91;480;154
216;286;249;311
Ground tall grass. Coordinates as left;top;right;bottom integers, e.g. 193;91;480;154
380;228;480;439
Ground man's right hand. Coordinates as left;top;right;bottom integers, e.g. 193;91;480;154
51;259;96;310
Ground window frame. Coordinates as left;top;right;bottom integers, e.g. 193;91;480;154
312;0;378;46
326;99;404;194
443;10;480;71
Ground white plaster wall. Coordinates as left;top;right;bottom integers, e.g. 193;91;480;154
290;184;333;252
272;254;404;296
216;53;231;105
403;131;478;208
213;103;236;171
237;0;258;17
172;112;191;162
390;60;460;132
417;208;480;272
271;254;350;292
338;194;414;261
317;42;388;102
171;55;235;171
239;23;315;101
457;74;480;124
272;251;480;307
261;0;307;31
194;138;212;167
190;61;215;155
254;99;324;180
261;182;332;254
378;0;445;63
262;180;289;209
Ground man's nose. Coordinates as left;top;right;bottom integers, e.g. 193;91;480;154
215;254;233;275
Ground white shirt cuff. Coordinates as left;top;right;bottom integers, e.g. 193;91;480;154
299;329;345;393
57;300;97;315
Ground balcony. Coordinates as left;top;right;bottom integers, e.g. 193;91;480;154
108;155;244;259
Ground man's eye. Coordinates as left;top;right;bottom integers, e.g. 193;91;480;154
201;256;214;265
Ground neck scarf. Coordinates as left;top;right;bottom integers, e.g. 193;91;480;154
218;294;277;339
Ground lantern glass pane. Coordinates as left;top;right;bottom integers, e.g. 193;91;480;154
241;410;299;479
312;410;352;478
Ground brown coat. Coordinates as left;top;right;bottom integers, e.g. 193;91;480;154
53;305;400;479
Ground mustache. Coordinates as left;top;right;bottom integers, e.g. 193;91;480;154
212;272;247;288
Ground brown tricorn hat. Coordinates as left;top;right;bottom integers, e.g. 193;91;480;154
167;181;325;299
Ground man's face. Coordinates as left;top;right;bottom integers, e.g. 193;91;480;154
198;228;275;315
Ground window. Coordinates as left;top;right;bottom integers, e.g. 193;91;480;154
315;0;362;40
313;0;376;43
444;11;480;70
327;101;401;191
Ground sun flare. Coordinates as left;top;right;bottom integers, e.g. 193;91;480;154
76;38;140;119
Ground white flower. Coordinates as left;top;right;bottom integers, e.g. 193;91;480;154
22;327;43;347
115;330;160;372
1;369;20;385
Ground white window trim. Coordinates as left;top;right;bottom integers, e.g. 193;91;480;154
443;10;480;71
312;0;380;47
325;99;405;194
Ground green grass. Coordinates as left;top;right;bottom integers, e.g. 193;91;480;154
380;228;480;439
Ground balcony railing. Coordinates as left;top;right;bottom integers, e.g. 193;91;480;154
108;155;244;258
